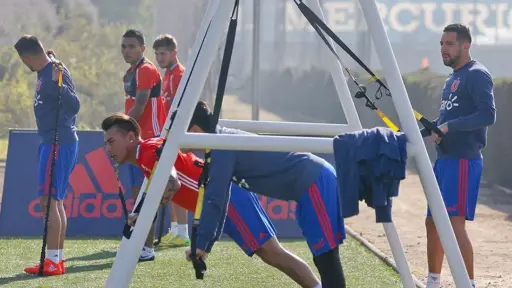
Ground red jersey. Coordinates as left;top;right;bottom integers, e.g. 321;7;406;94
136;138;200;211
123;57;167;139
161;62;184;113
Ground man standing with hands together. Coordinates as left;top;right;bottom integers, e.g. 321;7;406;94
421;24;496;288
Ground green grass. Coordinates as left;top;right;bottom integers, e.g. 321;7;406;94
0;236;401;288
0;138;7;161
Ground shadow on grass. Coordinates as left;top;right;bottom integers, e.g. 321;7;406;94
66;250;116;262
0;263;112;286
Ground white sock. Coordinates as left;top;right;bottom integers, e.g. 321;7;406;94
58;249;63;261
427;273;441;283
170;222;178;235
314;284;322;288
471;279;475;287
178;224;189;239
47;249;59;264
143;246;154;253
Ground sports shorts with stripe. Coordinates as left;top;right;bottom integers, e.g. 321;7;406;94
222;184;276;257
37;142;79;200
427;158;483;221
295;163;345;256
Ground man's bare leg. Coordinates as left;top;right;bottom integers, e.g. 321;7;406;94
255;237;320;288
132;186;156;261
42;196;62;264
426;216;474;287
58;201;67;264
169;202;178;235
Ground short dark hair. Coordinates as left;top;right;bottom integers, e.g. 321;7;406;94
443;24;472;44
101;113;140;138
122;29;145;45
189;101;212;131
152;34;177;51
14;35;45;56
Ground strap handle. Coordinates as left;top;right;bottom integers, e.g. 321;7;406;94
293;0;444;138
191;0;240;280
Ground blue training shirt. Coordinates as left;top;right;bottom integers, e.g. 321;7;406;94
196;126;326;252
421;60;496;159
35;60;80;144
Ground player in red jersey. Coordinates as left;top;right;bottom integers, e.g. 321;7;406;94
153;34;184;112
152;34;189;247
121;29;168;261
101;113;321;288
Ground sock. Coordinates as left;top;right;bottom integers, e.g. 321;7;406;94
313;247;346;288
314;284;322;288
427;273;441;284
58;249;63;261
170;222;178;235
471;279;475;287
178;224;189;239
143;246;154;253
47;249;59;264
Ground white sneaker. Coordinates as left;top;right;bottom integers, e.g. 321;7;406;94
139;247;155;262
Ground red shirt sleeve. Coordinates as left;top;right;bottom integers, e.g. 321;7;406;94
170;69;184;98
136;140;159;178
136;63;159;91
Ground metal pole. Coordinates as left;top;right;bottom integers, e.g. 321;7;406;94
251;0;261;120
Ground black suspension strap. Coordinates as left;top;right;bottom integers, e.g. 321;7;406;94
191;0;239;280
114;164;129;222
293;0;444;137
38;54;63;276
153;205;166;246
121;19;214;240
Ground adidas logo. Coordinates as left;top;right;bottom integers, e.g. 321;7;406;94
28;147;134;219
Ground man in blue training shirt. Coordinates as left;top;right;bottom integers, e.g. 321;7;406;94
14;35;80;276
184;101;346;288
420;24;496;288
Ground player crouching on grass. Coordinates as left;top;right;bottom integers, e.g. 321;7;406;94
101;113;322;288
185;101;347;288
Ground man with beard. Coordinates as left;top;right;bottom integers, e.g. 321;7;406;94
421;23;496;288
121;28;167;261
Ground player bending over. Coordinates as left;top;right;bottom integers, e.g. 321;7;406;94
101;113;321;288
185;101;346;288
15;37;80;276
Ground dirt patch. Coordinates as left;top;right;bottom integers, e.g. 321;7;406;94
345;170;512;288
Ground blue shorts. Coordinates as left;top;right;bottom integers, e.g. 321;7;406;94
427;158;483;221
127;164;145;189
296;164;345;256
222;185;276;256
37;142;78;200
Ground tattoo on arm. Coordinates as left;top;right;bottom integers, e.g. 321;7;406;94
127;89;150;120
166;173;181;193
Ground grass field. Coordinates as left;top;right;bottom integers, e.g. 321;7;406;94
0;236;402;288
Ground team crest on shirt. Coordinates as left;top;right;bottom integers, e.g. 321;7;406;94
450;79;460;92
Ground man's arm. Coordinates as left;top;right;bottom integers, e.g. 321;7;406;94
127;65;157;120
60;84;80;114
127;89;150;120
161;167;181;204
195;150;236;253
447;70;496;131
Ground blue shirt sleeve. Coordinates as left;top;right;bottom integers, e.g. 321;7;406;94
447;70;496;131
61;83;80;114
195;150;236;252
